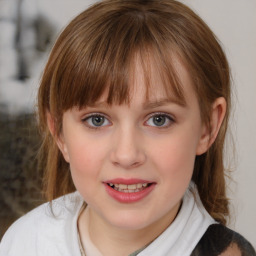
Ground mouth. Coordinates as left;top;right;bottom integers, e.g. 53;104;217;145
107;183;152;193
104;178;156;203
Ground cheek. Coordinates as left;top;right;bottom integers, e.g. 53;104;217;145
151;133;199;178
66;139;108;201
65;136;108;179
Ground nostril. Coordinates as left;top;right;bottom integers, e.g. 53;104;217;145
131;161;142;168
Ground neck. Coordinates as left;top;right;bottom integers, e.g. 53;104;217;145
78;204;180;256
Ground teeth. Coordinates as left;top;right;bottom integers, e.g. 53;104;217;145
137;183;142;188
127;184;136;190
119;184;127;190
108;183;150;193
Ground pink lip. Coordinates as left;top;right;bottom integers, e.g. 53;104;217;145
103;178;156;203
104;178;152;185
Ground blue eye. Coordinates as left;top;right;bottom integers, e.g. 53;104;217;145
83;114;110;128
146;114;174;127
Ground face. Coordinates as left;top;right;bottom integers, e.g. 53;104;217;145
57;57;210;234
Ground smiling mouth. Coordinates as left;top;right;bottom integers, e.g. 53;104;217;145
107;183;152;193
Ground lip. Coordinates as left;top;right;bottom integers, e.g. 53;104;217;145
103;178;156;203
104;178;152;185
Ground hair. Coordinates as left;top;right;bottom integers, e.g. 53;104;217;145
38;0;231;225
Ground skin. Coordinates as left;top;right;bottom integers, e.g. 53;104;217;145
51;57;226;256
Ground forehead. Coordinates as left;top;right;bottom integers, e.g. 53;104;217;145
129;54;192;106
88;54;194;108
58;42;192;112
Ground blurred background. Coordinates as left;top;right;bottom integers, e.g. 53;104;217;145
0;0;255;248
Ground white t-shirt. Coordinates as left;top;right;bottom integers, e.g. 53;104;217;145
0;184;215;256
0;192;83;256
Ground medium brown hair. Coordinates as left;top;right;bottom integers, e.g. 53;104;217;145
38;0;231;224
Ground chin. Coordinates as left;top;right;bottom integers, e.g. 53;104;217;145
105;211;156;231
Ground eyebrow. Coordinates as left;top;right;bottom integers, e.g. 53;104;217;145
86;102;109;108
143;98;186;109
85;98;186;109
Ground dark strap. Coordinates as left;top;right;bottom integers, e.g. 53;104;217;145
191;224;256;256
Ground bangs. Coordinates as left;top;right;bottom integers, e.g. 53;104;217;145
49;2;186;114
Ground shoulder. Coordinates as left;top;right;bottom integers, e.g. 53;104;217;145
0;192;83;256
191;224;256;256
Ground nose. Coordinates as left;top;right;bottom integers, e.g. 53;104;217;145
110;126;146;169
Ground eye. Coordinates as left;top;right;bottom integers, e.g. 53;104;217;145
82;114;111;128
145;113;174;128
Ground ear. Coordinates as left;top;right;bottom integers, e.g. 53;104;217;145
46;112;70;163
196;97;227;155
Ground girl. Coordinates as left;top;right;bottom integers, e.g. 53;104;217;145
0;0;255;255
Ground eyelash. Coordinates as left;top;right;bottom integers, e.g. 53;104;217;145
144;112;175;128
81;113;111;129
81;112;175;129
